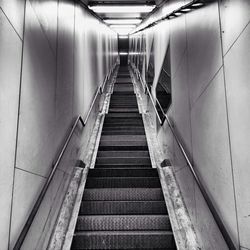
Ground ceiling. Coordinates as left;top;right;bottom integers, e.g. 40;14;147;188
89;0;156;18
82;0;166;34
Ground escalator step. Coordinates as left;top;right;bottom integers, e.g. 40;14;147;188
88;168;157;177
85;177;160;188
76;215;171;231
97;151;149;157
79;201;167;215
95;157;151;165
82;188;164;201
71;231;176;250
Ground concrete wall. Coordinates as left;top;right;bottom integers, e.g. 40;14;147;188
129;1;250;249
0;0;118;249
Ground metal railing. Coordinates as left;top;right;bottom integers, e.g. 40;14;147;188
13;116;85;250
13;66;115;249
135;68;163;125
131;64;236;250
84;87;102;125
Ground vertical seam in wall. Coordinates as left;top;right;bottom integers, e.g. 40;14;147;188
7;0;27;248
184;8;197;226
55;0;59;125
217;1;240;248
72;0;76;118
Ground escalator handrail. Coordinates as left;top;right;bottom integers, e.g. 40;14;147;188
13;115;84;249
13;83;104;249
135;68;163;125
164;114;236;250
132;63;236;250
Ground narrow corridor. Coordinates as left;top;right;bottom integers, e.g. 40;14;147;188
1;0;249;249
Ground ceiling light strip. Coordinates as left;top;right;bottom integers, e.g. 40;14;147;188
104;19;142;25
131;0;206;35
88;5;155;13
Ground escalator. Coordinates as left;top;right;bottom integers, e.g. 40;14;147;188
70;66;177;250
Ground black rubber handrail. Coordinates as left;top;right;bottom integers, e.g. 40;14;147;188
132;63;236;250
84;87;102;125
13;116;84;250
135;68;163;125
13;84;104;249
164;114;236;250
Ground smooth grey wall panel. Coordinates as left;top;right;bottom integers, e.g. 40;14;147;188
223;22;250;249
29;0;58;54
186;3;223;106
0;9;23;250
169;12;187;78
16;0;57;178
0;0;25;38
55;0;75;148
220;0;250;55
190;69;238;246
9;168;46;249
10;1;58;247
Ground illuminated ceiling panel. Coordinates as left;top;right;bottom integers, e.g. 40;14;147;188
87;0;156;34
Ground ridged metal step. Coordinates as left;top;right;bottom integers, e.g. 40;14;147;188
110;99;137;101
98;145;149;151
109;102;137;105
109;108;139;113
71;231;176;250
116;78;131;82
94;164;151;169
104;117;141;121
102;126;144;130
104;117;142;120
102;127;145;131
88;168;157;177
99;145;147;150
82;188;164;201
85;177;160;188
103;120;143;127
105;113;142;118
76;215;171;231
113;87;134;92
79;201;167;215
99;139;147;147
111;92;136;95
97;151;149;157
102;130;145;135
96;157;151;165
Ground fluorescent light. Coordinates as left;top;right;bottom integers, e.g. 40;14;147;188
119;52;128;55
119;35;129;39
181;8;192;12
110;24;136;28
105;19;142;25
174;12;182;16
89;5;155;13
192;2;204;7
